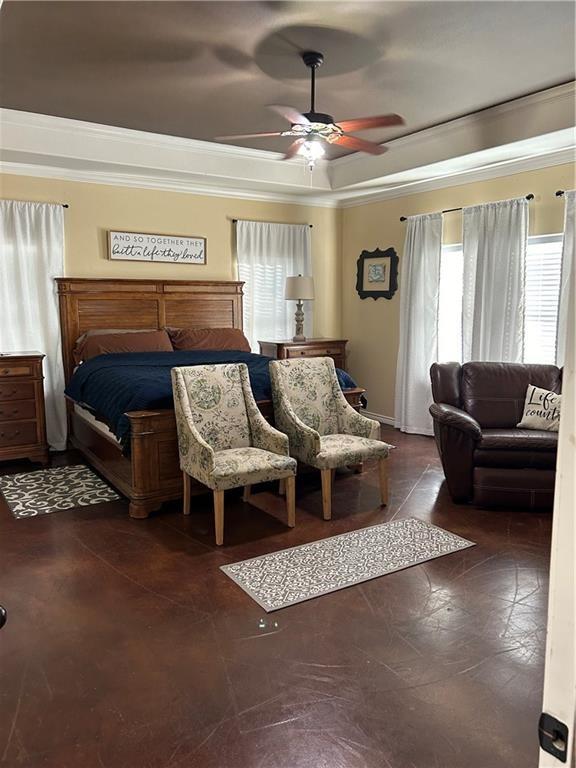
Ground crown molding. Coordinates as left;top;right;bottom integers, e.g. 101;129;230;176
329;81;576;190
1;108;290;162
0;108;332;196
2;142;572;210
336;146;576;208
1;83;574;209
332;82;576;173
0;160;339;208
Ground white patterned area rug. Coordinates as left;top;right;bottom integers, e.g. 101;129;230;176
0;465;120;519
221;518;475;612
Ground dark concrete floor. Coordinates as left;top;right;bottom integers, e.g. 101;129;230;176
0;427;551;768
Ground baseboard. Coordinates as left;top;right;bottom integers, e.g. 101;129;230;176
364;411;395;427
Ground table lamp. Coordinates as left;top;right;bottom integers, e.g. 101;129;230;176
285;274;315;342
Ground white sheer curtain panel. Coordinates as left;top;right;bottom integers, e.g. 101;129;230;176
394;213;442;435
0;200;67;450
462;197;528;362
236;221;312;350
557;190;575;366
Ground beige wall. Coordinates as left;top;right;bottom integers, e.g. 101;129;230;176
342;163;576;418
3;162;575;417
0;174;342;339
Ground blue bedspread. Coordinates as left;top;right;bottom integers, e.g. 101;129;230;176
65;350;358;449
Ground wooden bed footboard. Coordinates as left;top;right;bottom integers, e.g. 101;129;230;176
70;389;366;519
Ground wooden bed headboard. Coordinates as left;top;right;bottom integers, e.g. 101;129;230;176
55;278;244;383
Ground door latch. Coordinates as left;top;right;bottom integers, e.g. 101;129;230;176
539;712;568;763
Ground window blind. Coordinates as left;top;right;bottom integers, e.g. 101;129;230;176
523;234;563;365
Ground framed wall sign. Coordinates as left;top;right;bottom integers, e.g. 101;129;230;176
356;247;398;300
108;230;206;265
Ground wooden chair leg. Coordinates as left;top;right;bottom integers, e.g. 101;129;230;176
213;490;225;546
243;485;252;502
183;471;191;515
285;475;296;528
278;478;286;496
378;457;389;506
320;468;332;521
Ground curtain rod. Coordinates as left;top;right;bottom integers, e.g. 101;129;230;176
231;218;312;228
399;194;534;222
1;199;69;208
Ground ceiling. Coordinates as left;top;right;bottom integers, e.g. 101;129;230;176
0;1;574;159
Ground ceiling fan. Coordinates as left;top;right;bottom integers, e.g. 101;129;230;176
215;51;405;169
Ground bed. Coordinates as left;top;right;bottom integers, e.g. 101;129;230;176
57;278;365;519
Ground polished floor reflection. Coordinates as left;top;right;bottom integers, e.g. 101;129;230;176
0;427;551;768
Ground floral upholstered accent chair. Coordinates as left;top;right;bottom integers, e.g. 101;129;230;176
270;357;392;521
171;363;297;546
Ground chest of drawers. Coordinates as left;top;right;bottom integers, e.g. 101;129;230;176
258;339;348;371
0;352;49;466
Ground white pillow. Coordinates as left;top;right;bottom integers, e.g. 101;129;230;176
517;385;561;432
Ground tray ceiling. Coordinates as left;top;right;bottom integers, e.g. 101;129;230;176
0;1;574;158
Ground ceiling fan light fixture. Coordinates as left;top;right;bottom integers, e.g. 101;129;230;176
298;138;325;170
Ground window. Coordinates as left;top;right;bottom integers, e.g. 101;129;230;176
437;234;564;364
438;244;464;364
523;234;563;364
235;221;312;350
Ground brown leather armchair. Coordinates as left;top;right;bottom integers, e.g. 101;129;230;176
429;362;561;509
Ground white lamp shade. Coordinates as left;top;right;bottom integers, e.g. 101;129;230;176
285;275;315;301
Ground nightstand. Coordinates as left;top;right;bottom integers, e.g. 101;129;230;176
258;338;348;371
0;352;49;466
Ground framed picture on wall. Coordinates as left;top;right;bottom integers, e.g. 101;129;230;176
356;247;398;300
108;230;206;264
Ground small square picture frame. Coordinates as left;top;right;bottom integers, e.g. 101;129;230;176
356;247;399;300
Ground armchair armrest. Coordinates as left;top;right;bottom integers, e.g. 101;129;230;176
339;407;381;439
328;372;380;439
269;362;321;462
248;407;289;456
276;395;321;461
171;369;215;478
429;402;479;503
184;425;215;476
239;365;289;456
429;403;482;440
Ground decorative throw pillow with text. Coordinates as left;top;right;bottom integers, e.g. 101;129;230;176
517;385;561;432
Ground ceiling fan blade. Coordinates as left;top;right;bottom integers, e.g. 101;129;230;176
268;104;310;125
214;131;284;140
335;135;387;155
336;114;405;132
282;139;305;160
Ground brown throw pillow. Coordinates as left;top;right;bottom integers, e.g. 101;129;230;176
167;327;251;352
74;329;173;362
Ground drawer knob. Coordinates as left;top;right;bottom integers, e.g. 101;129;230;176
0;430;20;438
